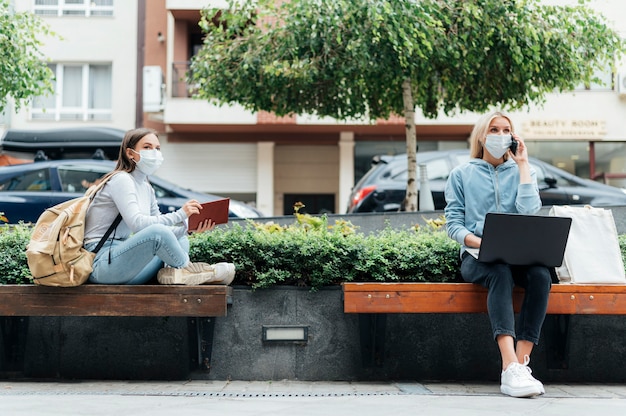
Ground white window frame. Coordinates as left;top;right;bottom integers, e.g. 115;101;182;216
31;63;113;122
34;0;114;17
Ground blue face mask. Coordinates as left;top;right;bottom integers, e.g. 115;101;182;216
484;134;512;159
131;149;163;175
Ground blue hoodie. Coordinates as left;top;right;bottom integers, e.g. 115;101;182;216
444;158;541;254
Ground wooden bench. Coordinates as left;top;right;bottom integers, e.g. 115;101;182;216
343;282;626;367
343;282;626;314
0;284;233;375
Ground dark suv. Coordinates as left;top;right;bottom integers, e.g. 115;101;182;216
347;149;626;212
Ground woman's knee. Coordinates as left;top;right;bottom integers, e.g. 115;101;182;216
461;259;514;290
527;267;552;289
145;223;173;237
484;265;514;288
178;235;190;252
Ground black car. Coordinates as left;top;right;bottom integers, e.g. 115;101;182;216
347;149;626;213
0;159;263;224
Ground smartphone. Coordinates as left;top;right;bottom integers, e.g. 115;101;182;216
509;136;518;155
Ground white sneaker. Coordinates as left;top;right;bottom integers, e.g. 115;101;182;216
157;262;235;285
521;355;545;395
500;359;543;398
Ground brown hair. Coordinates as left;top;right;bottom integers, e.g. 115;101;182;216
469;111;514;160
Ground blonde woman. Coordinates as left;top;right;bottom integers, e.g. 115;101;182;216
444;111;550;398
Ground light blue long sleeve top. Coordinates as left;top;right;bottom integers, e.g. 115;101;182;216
83;170;188;245
444;158;542;254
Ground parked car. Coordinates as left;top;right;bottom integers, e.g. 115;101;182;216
0;159;262;223
347;149;626;213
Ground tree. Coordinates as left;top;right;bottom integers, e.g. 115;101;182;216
0;0;55;114
190;0;624;212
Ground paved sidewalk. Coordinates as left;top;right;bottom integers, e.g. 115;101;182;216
1;380;626;416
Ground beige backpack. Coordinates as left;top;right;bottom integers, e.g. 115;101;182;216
26;176;120;287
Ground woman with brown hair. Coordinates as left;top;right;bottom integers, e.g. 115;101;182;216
83;127;234;285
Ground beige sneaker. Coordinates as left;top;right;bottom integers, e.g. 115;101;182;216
157;262;235;285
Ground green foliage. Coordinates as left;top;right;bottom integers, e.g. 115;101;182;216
6;217;626;288
190;0;624;120
0;0;56;113
0;225;33;284
191;0;439;120
2;215;462;287
189;213;461;290
422;0;625;117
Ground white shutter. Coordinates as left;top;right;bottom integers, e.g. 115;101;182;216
158;142;257;194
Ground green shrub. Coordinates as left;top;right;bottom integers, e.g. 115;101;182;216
189;213;461;289
6;214;626;288
1;217;462;287
0;224;33;284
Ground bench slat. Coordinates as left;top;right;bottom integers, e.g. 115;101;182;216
343;282;626;315
0;285;232;317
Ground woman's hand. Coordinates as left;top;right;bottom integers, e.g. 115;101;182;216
190;218;216;234
509;133;529;164
464;233;482;249
509;134;533;184
183;200;217;233
182;199;202;218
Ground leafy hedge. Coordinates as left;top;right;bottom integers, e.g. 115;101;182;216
5;211;626;289
0;224;32;285
189;214;461;289
0;213;462;289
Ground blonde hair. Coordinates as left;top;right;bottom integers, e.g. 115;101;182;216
469;111;515;159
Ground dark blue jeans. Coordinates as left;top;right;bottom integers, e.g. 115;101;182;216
460;253;552;344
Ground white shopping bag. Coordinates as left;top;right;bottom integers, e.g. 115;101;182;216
549;205;626;284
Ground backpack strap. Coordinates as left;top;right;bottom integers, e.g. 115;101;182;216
92;213;123;254
84;173;116;199
85;172;123;255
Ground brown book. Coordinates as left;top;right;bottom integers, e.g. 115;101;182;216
188;198;230;231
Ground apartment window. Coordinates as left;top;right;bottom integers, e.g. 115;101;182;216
32;63;112;121
34;0;114;17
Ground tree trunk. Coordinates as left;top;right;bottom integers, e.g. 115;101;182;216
402;78;418;212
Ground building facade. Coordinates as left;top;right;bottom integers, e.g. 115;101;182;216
9;0;138;131
5;0;626;216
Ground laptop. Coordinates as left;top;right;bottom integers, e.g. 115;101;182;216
465;213;572;267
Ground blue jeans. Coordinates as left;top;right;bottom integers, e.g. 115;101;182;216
85;224;190;285
460;253;552;344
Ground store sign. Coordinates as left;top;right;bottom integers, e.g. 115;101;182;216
522;119;607;140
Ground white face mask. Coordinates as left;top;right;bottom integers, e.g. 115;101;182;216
131;149;163;175
484;134;512;159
